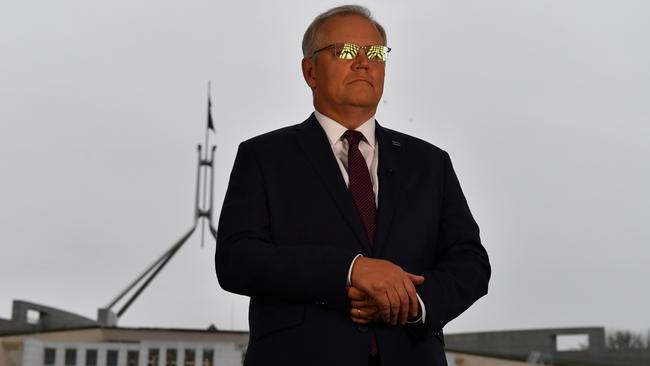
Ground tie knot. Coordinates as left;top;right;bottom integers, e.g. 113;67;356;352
343;130;364;148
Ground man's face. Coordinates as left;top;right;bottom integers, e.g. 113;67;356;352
302;15;386;120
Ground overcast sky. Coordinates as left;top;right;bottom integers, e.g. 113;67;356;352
1;0;649;335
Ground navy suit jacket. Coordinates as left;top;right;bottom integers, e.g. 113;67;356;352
216;114;490;366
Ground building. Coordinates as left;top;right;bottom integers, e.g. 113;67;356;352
4;299;648;366
446;328;650;366
0;301;247;366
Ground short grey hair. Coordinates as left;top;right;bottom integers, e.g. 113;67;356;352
301;5;387;58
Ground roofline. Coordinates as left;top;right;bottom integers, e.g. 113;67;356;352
0;325;249;337
446;326;605;336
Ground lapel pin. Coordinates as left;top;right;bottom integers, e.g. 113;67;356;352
391;140;401;146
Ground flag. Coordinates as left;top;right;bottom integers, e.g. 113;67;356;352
207;97;214;131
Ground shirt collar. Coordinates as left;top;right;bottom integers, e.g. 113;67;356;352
314;110;376;148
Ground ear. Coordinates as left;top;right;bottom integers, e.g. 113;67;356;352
301;57;316;90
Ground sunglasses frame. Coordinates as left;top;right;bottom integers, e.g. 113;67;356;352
311;42;392;62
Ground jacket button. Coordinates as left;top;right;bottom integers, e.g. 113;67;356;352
357;325;369;333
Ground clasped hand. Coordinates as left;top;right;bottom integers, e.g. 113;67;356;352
348;257;424;325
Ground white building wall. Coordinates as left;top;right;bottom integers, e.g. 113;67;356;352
21;339;44;366
19;338;242;366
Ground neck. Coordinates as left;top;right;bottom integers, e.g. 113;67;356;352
314;103;376;129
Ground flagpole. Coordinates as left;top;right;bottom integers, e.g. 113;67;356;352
205;81;211;160
201;81;212;248
98;83;218;326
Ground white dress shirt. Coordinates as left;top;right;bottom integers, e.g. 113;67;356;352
314;110;379;203
314;110;426;323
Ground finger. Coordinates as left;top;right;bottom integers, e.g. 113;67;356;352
352;301;381;319
351;300;369;308
386;288;401;325
347;286;367;301
406;272;425;285
394;281;410;325
352;317;370;324
403;278;419;318
354;301;379;310
365;306;380;321
350;306;378;324
375;291;391;323
350;307;363;319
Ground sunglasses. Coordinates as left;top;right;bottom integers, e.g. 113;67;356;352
312;43;391;62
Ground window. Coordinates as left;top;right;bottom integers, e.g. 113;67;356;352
27;309;41;325
183;349;195;366
148;349;159;366
44;348;56;365
85;349;97;366
65;349;77;365
202;350;213;366
556;334;590;351
106;350;119;366
127;350;139;366
166;349;177;366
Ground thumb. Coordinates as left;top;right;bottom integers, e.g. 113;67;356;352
406;272;425;285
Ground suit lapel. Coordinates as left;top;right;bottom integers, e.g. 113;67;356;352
374;123;405;257
295;114;372;253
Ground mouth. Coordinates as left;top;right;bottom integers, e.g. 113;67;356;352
348;79;373;86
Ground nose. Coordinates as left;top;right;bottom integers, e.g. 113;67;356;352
353;49;370;69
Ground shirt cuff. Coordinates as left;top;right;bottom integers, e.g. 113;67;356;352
407;294;426;324
346;254;363;287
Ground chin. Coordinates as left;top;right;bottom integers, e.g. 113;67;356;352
346;97;380;108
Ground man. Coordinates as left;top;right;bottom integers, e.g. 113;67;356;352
216;5;490;366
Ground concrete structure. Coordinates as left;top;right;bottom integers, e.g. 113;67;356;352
446;327;650;366
0;301;97;336
446;352;554;366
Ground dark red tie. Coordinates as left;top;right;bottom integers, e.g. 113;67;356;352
343;130;376;245
343;130;378;357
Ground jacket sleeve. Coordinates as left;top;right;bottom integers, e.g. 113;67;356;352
215;141;359;312
407;150;491;337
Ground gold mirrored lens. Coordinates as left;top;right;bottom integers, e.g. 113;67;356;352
367;45;388;61
336;43;360;60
